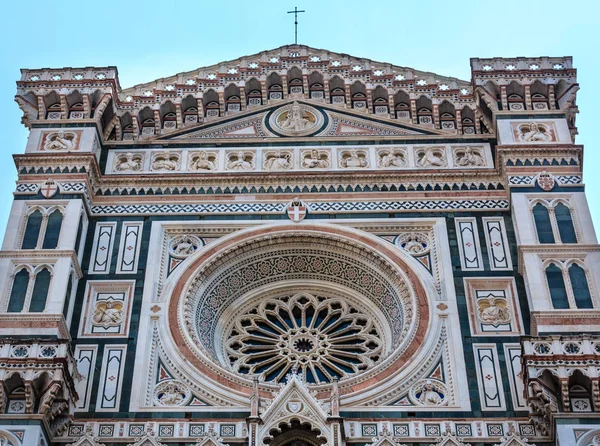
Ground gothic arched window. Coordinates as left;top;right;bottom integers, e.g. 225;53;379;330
569;264;594;309
29;268;51;312
21;210;43;249
555;203;577;243
546;263;569;309
533;203;555;244
42;209;63;249
7;269;30;312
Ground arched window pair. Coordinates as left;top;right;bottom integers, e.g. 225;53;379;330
545;261;593;309
6;265;53;313
21;206;64;250
532;201;577;244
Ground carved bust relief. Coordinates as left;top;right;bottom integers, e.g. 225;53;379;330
226;151;255;170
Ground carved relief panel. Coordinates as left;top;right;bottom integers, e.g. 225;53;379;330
78;280;135;337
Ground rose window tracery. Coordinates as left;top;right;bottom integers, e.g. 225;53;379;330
224;292;384;383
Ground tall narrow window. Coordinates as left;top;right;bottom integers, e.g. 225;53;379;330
569;264;593;309
7;269;30;312
42;210;63;249
555;203;577;243
533;203;555;244
29;268;51;312
546;264;569;309
21;210;43;249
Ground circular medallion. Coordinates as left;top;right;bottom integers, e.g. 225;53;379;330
268;101;324;137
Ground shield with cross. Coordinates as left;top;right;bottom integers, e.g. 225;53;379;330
285;198;308;222
40;179;59;199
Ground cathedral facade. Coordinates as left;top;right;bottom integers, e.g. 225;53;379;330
0;45;596;445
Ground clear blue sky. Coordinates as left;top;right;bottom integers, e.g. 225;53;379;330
0;0;598;237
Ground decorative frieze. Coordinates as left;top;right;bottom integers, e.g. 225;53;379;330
104;143;493;175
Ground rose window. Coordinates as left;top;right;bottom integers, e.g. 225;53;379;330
224;292;384;384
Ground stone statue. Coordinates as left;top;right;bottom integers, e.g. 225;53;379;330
92;301;123;327
417;148;445;167
45;130;77;151
190;152;216;171
302;150;329;169
227;151;254;170
264;151;292;170
115;153;142;171
456;147;485;166
379;151;406;168
418;380;443;405
279;101;313;132
152;152;179;171
156;382;186;406
518;122;552;142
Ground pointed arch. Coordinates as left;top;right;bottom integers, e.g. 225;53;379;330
7;268;30;312
224;83;241;112
546;263;569;309
533;202;555;244
120;112;134;140
372;85;389;114
43;91;61;119
439;100;456;130
29;267;52;312
555;202;577;243
138;107;155;136
416;95;433;125
21;209;43;249
569;263;593;309
267;72;283;100
329;75;345;104
308;71;324;100
350;81;366;109
41;208;63;249
203;89;220;118
245;78;262;106
507;81;525;110
181;94;198;124
394;90;410;119
287;66;303;95
159;100;177;131
531;80;549;110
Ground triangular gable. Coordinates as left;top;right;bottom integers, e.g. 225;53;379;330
430;433;471;446
258;372;330;442
493;434;536;446
130;428;165;446
120;44;469;95
66;426;106;446
161;100;439;141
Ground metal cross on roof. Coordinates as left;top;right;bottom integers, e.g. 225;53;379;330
287;6;306;45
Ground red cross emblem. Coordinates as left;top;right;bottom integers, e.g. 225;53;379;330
286;198;308;222
40;179;59;198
